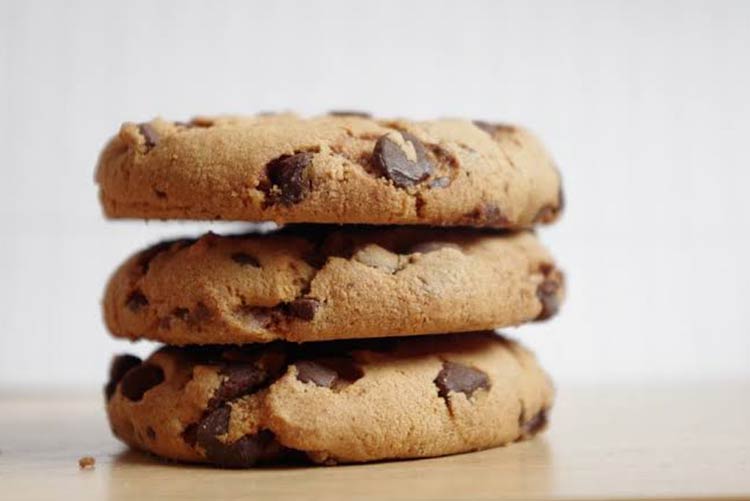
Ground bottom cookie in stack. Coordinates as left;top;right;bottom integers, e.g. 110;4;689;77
105;332;553;467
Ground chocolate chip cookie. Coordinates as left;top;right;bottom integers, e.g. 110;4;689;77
104;226;564;344
105;332;553;467
96;113;563;228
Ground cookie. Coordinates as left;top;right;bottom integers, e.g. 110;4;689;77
105;331;553;467
96;113;563;228
104;225;564;344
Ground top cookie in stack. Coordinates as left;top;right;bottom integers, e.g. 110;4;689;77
97;112;564;468
96;113;563;227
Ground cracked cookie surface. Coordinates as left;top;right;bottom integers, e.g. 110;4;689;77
105;332;553;467
103;225;565;344
96;113;563;228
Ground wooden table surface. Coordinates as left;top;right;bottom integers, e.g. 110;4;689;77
1;383;749;500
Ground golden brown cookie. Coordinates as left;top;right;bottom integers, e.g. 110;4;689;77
103;226;564;344
105;332;553;467
96;113;563;227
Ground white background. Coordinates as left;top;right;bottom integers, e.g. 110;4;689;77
1;0;748;388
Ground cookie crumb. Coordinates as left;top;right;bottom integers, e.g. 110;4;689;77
78;456;95;469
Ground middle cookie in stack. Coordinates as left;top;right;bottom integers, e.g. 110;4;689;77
97;113;565;467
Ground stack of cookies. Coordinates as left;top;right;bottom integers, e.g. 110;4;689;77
96;113;565;467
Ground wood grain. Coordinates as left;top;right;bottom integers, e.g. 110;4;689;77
1;383;749;500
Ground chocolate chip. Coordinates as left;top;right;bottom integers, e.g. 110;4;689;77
533;205;556;223
328;110;371;118
125;290;148;312
120;363;164;402
194;406;287;468
264;152;314;206
104;354;142;401
373;131;434;188
521;408;548;437
189;302;213;325
287;298;320;321
409;241;462;254
146;426;156;440
473;120;516;136
434;361;490;399
231;252;260;267
138;123;159;150
464;203;510;227
534;186;565;223
536;279;560;320
172;307;190;320
190;117;215;127
295;358;363;388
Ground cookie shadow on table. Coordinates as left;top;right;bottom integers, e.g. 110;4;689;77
111;435;553;471
111;447;313;471
107;440;553;499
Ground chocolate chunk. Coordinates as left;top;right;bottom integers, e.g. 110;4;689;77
125;290;149;312
119;363;165;402
373;131;434;188
294;360;338;387
196;405;231;443
235;305;278;330
146;426;156;441
328;110;371;118
473;120;497;135
302;250;327;269
409;241;462;254
287;298;320;321
264;152;314;206
434;361;490;399
536;279;560;320
521;408;548;437
209;431;287;468
195;406;287;468
429;176;451;189
181;423;198;447
295;358;363;388
104;354;142;401
231;252;261;267
209;365;271;409
138;123;159;150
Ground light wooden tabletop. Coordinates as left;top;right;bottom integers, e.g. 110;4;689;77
1;383;749;500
